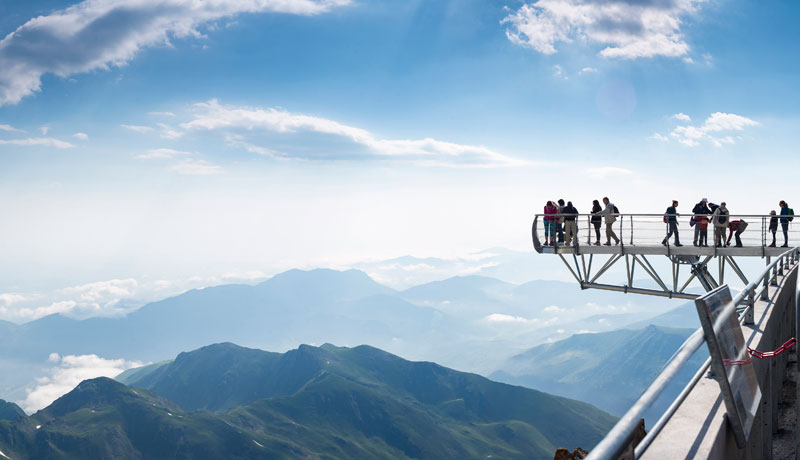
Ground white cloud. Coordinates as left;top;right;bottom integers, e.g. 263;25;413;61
157;123;183;139
171;159;223;175
147;111;176;117
40;126;49;135
0;137;74;148
553;64;567;79
0;124;23;132
485;313;538;324
672;113;691;122
15;279;139;321
502;0;704;59
20;353;143;413
667;112;759;148
72;132;89;140
585;166;633;179
181;100;525;167
136;148;192;159
120;124;154;133
0;0;352;106
649;132;669;142
578;67;598;75
544;305;564;313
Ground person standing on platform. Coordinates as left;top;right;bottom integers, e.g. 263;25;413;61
779;200;793;247
662;200;682;247
713;202;729;247
591;199;602;246
597;197;620;246
697;213;710;247
769;210;778;247
556;199;566;244
692;198;711;246
563;201;579;246
543;201;558;246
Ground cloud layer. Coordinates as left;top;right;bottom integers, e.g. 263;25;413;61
0;0;351;106
503;0;704;59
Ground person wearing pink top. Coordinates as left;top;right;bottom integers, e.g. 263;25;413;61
543;201;558;246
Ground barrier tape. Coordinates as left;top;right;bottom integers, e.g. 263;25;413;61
723;337;796;366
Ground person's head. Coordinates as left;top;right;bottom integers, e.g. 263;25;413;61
771;210;777;215
721;202;727;207
672;200;679;207
780;200;787;208
546;200;553;207
567;201;573;207
702;198;708;204
593;199;600;206
603;197;609;204
558;199;565;206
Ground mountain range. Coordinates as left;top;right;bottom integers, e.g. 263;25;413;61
0;343;617;460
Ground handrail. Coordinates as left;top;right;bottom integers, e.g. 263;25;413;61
585;247;800;460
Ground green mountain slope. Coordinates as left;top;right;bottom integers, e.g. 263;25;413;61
0;401;24;421
0;343;617;460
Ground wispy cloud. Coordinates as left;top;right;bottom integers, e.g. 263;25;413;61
0;0;352;106
181;100;525;167
136;148;192;159
484;313;538;324
147;111;176;117
503;0;705;59
585;166;633;179
672;113;691;122
72;132;89;140
0;124;24;132
21;353;143;413
171;159;223;175
578;67;598;75
121;124;154;134
0;137;74;148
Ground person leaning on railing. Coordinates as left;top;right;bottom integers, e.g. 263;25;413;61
562;201;579;246
712;202;729;247
691;198;711;246
543;201;558;246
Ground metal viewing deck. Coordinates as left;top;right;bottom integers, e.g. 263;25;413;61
532;213;798;300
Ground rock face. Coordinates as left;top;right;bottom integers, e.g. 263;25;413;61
553;447;588;460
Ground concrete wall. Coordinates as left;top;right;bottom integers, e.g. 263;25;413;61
641;263;797;460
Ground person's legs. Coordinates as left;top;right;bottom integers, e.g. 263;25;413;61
693;225;700;246
771;230;776;246
700;229;707;246
605;222;619;244
782;222;789;247
556;223;564;243
594;223;601;243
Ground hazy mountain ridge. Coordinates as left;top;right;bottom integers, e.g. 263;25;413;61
491;325;708;418
0;343;618;460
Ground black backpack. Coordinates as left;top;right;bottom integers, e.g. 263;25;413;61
612;205;619;214
789;208;795;222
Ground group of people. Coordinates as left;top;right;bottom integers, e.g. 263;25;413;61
662;199;794;248
542;198;794;248
543;197;620;246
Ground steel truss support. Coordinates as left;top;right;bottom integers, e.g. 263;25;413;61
557;252;753;300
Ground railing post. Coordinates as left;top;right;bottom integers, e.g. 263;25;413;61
745;291;755;325
761;272;770;301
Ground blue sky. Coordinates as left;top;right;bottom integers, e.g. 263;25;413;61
1;0;799;321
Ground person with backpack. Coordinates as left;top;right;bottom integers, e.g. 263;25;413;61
596;197;620;246
662;200;682;247
691;198;711;246
562;201;579;246
712;202;729;247
779;200;794;247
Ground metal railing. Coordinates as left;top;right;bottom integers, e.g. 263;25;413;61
532;213;798;251
585;247;800;460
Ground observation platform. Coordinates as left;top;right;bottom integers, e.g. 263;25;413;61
532;213;798;300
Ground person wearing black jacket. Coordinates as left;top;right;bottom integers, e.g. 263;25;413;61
591;199;602;246
692;198;711;246
563;201;579;246
662;200;682;247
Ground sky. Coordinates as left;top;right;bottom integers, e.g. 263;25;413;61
1;0;799;323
